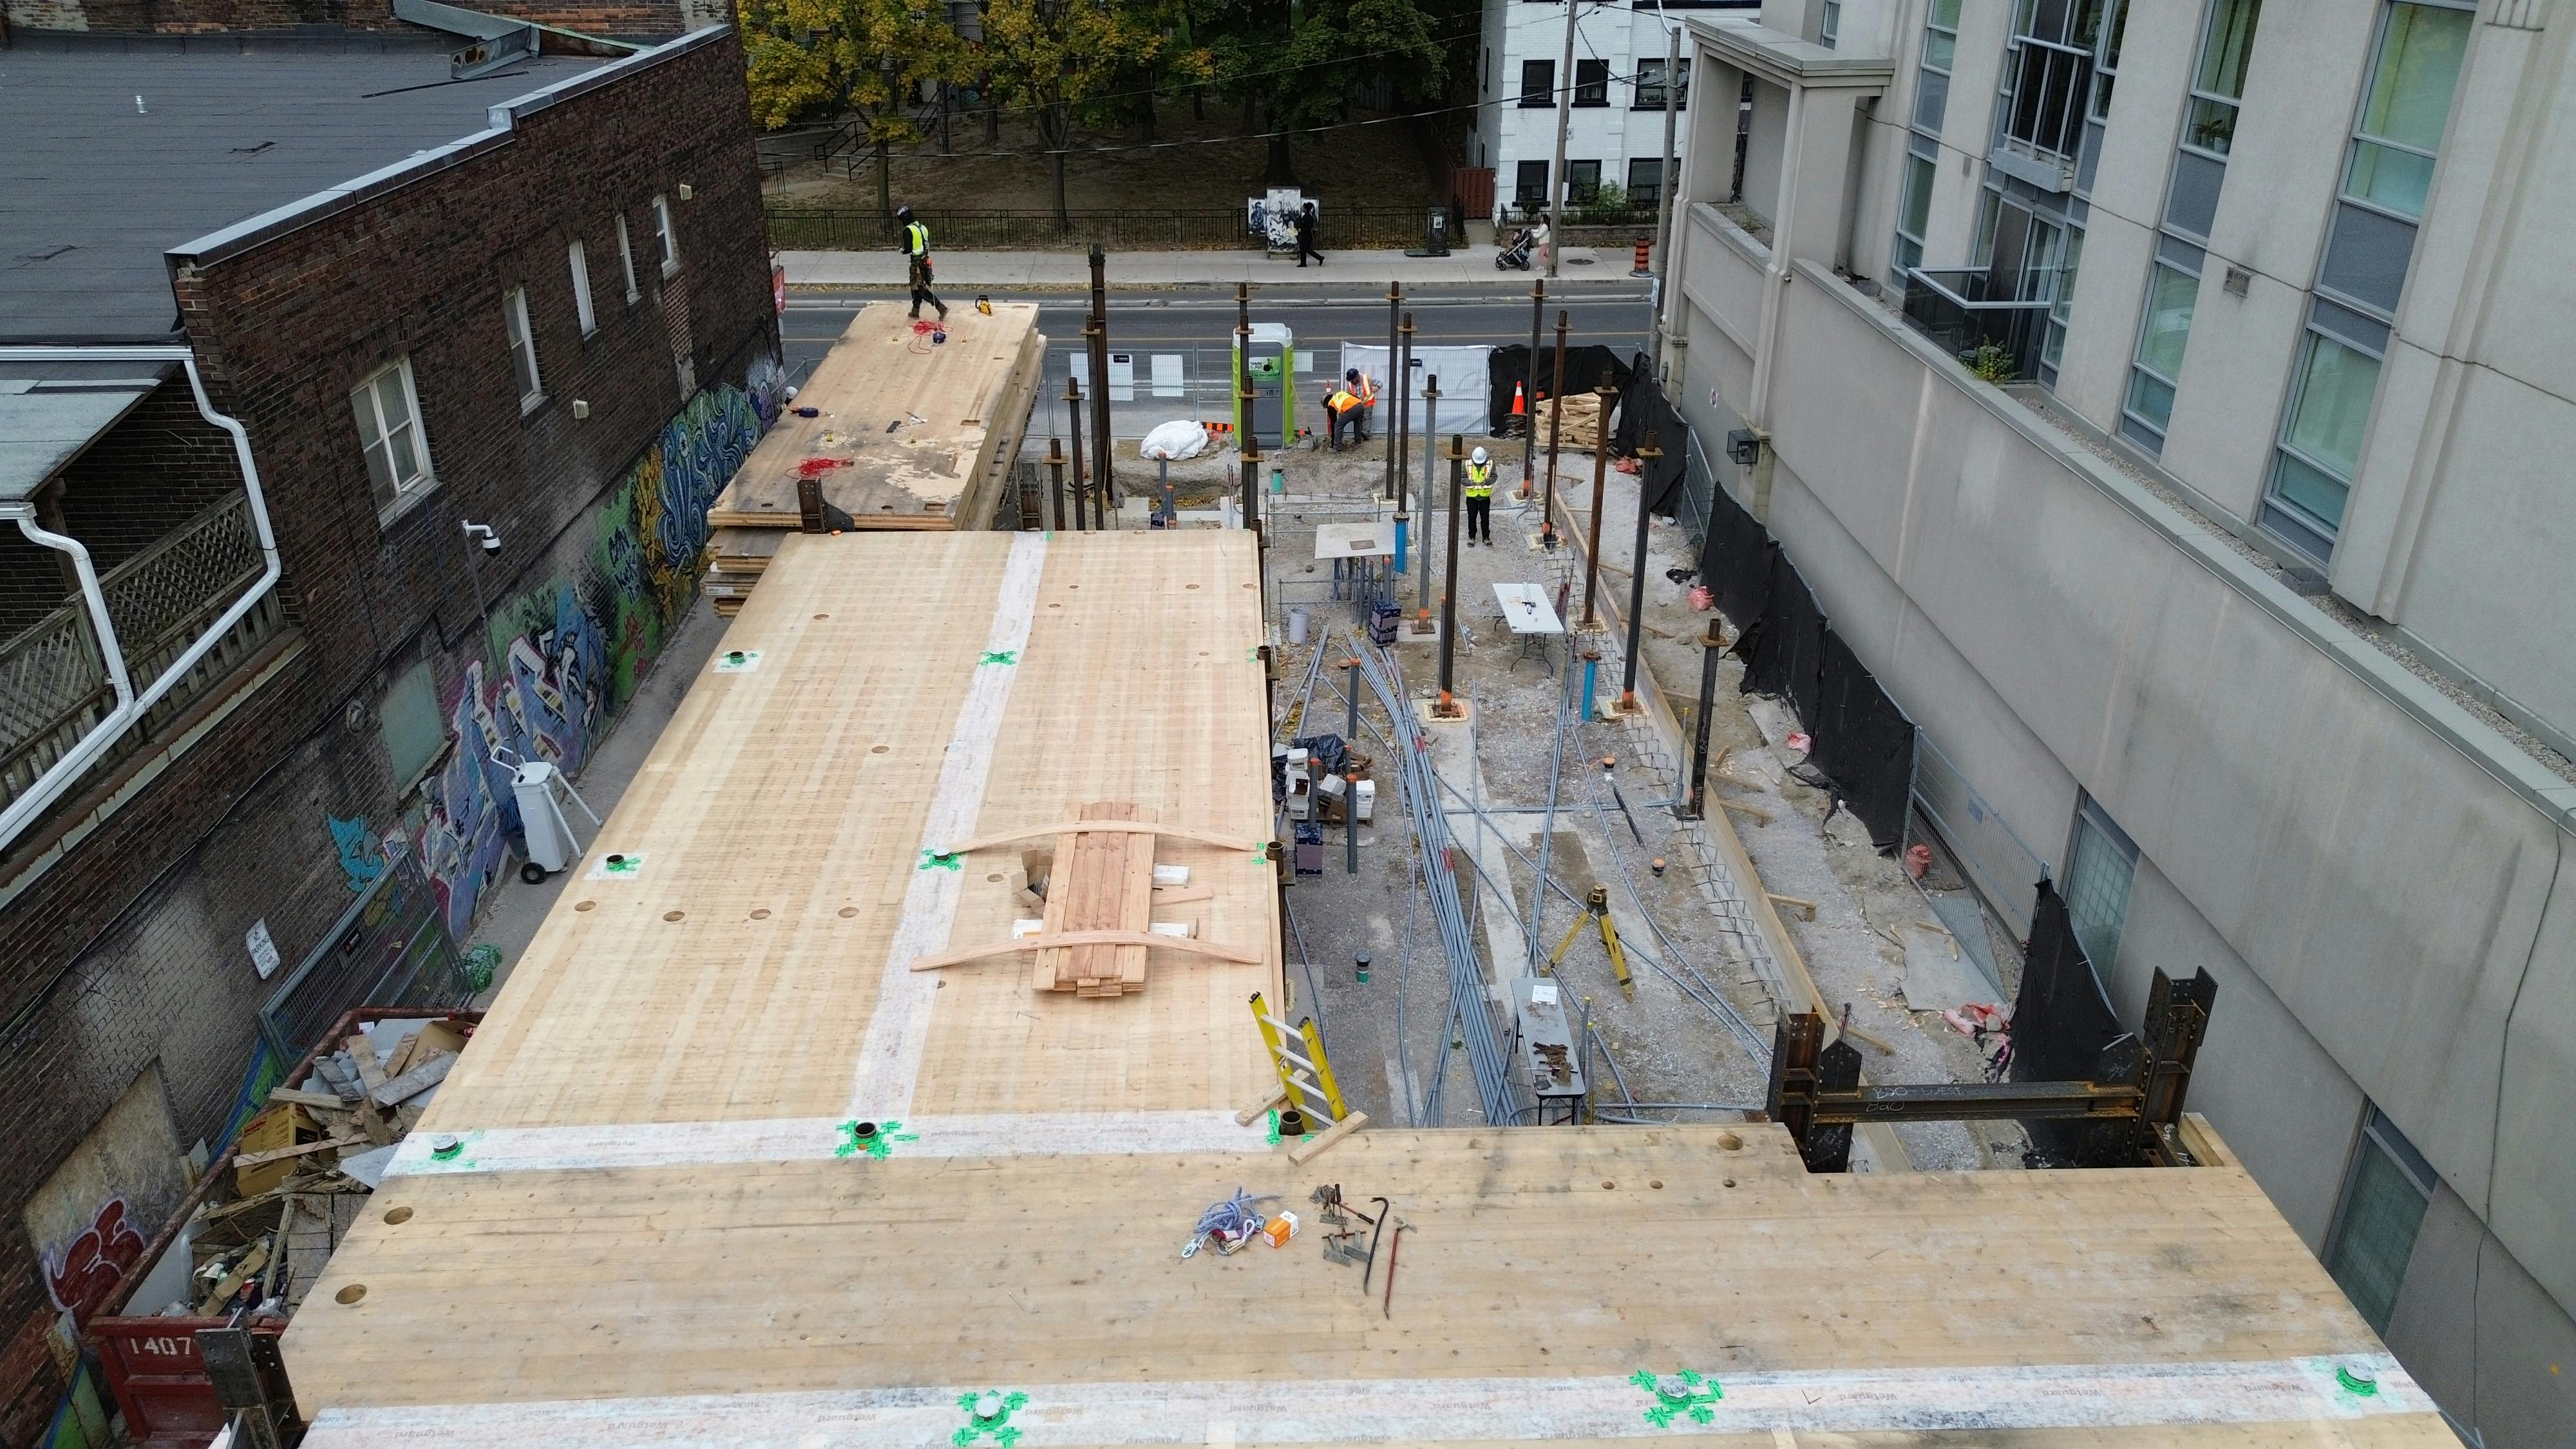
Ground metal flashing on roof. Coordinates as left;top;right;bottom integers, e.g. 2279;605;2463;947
484;25;728;128
0;360;178;502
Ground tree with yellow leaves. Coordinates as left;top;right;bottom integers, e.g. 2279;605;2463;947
980;0;1211;231
742;0;971;225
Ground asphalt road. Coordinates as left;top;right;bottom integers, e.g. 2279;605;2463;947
780;284;1655;392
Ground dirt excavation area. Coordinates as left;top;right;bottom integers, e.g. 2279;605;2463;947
1115;429;2033;1170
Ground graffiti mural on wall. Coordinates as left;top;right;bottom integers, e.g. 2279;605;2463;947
399;378;770;940
328;814;388;891
43;1196;147;1329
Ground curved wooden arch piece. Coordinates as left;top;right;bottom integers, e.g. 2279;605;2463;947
911;930;1264;973
933;820;1261;857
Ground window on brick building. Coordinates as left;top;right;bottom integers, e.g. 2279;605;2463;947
1573;59;1609;108
352;357;431;520
569;240;596;336
616;215;641;302
1519;59;1553;108
652;195;679;276
504;285;544;412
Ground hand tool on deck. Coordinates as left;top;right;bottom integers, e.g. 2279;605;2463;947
1382;1219;1410;1318
1360;1197;1392;1291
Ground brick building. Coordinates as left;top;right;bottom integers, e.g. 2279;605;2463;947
0;26;778;1443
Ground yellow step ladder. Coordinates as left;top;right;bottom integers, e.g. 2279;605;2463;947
1249;991;1348;1128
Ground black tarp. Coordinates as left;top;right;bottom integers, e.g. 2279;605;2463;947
1738;550;1824;730
1699;479;1773;631
1810;629;1916;851
1486;345;1633;432
2009;880;2125;1165
1612;352;1695;519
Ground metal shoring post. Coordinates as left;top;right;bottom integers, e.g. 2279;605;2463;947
1417;374;1440;630
1618;431;1662;713
1542;310;1569;548
1383;281;1402;498
1395;310;1416;514
1434;436;1466;718
1686;616;1721;819
1580;374;1617;632
1046;436;1068;532
1066;376;1089;531
1521;279;1544;500
1088;245;1113;507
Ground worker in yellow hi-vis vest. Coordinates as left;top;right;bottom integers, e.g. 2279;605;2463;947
1464;446;1496;545
898;205;947;322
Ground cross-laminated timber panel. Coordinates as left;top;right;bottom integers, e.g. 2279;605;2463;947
710;301;1045;530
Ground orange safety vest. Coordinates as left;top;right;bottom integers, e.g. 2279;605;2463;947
1352;373;1376;404
1327;389;1363;414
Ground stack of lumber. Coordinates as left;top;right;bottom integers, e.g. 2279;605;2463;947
709;301;1045;536
1535;389;1606;455
700;528;781;618
1036;803;1157;997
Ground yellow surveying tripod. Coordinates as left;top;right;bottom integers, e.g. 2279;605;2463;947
1545;886;1634;995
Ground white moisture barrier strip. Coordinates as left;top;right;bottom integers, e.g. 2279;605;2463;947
302;1356;2434;1446
849;531;1048;1120
381;1110;1265;1178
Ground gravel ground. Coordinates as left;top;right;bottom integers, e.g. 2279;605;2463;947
1251;432;2030;1169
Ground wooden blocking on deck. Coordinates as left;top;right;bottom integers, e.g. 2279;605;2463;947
1032;801;1160;997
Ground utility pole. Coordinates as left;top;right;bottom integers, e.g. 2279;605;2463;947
1542;310;1569;547
1235;282;1253;452
1046;437;1068;532
1382;282;1403;499
1650;24;1682;384
1579;372;1616;630
1686;618;1722;819
1435;435;1466;717
1066;376;1088;530
1087;247;1113;516
1522;279;1545;500
1546;0;1578;280
1619;431;1662;713
1418;375;1439;623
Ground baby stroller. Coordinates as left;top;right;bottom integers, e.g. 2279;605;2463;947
1495;225;1539;271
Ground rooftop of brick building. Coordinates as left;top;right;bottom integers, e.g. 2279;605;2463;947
0;33;602;341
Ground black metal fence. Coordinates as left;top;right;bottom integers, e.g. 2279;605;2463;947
766;205;1440;252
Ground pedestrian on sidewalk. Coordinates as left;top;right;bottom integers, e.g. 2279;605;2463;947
898;205;946;322
1464;446;1495;544
1294;202;1325;267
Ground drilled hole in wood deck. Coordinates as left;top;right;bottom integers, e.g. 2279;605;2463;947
383;1207;413;1224
838;907;859;918
871;745;889;753
336;1284;366;1305
985;873;1003;882
1186;583;1200;589
574;900;596;912
813;613;829;620
1717;1132;1743;1151
663;911;685;922
750;909;772;920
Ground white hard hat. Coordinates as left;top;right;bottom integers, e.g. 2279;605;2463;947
1471;446;1490;465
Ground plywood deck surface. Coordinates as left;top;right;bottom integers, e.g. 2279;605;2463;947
281;533;2444;1446
709;301;1043;530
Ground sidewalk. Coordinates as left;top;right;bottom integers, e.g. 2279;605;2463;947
780;245;1638;289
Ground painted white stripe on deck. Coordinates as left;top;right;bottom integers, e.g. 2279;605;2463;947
303;1355;2434;1446
381;1110;1264;1177
849;531;1049;1120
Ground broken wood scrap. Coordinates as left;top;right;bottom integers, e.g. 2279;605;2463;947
232;1133;367;1170
267;1085;357;1110
368;1051;455;1109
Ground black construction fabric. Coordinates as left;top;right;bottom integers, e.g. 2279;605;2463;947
1810;629;1915;851
1613;354;1696;518
1486;345;1634;431
1698;480;1774;629
2009;880;2123;1165
1738;551;1824;730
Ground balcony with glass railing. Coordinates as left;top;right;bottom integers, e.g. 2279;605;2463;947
1900;269;2052;383
1;490;287;822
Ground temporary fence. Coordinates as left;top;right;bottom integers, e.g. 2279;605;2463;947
1483;345;1634;433
1613;351;1703;533
2008;880;2124;1164
256;846;467;1063
764;205;1435;252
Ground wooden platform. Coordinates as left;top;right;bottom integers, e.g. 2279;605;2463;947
708;301;1044;531
278;533;2445;1446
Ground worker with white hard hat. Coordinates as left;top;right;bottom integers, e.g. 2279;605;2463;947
1464;446;1496;545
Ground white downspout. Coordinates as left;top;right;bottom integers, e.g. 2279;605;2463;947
0;344;283;853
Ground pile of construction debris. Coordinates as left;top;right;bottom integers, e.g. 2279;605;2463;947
129;1016;474;1321
1278;734;1376;874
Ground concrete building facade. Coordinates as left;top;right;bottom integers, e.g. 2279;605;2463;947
1472;0;1759;222
1658;2;2575;1444
0;28;776;1444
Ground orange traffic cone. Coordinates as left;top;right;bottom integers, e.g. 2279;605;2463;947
1511;382;1526;416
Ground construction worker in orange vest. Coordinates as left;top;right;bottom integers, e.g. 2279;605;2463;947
1464;446;1496;544
1322;368;1376;451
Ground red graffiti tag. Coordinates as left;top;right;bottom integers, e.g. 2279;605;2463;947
46;1196;148;1328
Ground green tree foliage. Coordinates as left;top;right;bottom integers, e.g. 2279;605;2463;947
1200;0;1448;184
741;0;971;222
981;0;1211;228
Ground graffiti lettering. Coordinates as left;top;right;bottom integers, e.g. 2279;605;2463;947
44;1196;148;1329
327;814;387;891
